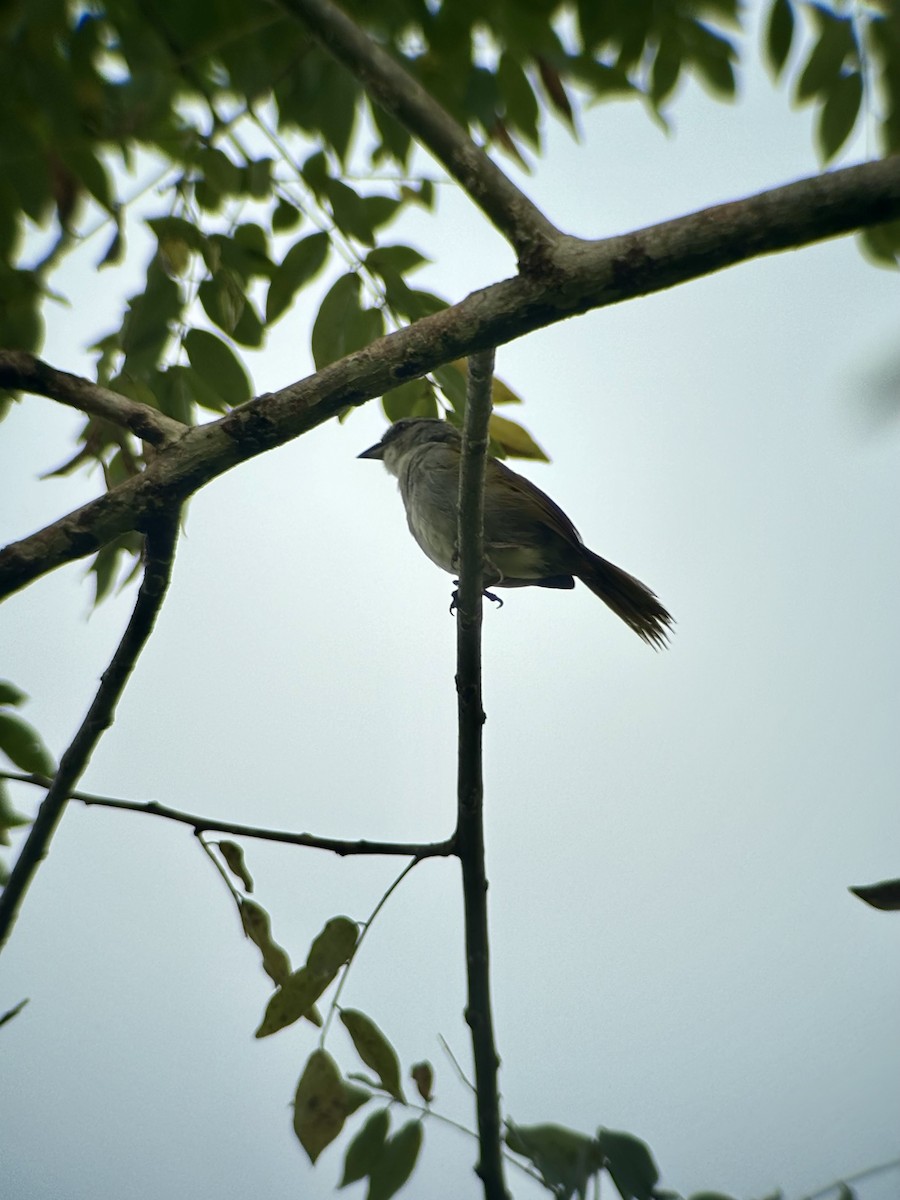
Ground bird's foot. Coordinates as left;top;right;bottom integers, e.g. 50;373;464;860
449;584;504;614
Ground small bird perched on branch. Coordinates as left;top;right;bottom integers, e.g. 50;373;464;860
359;418;673;649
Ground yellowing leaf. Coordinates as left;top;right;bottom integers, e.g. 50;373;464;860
340;1009;404;1101
488;413;549;462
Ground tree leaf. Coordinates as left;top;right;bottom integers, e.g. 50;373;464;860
368;1120;424;1200
255;965;330;1037
239;898;292;985
0;681;28;706
219;840;253;892
410;1061;434;1103
818;71;862;162
198;271;245;336
292;1050;348;1163
795;13;854;104
765;0;794;79
0;997;29;1029
265;231;330;324
0;779;31;839
382;379;438;422
339;1009;404;1101
0;712;56;775
339;1107;390;1187
183;328;252;407
306;916;358;977
311;273;381;368
488;413;549;462
596;1127;660;1200
505;1121;602;1199
849;878;900;911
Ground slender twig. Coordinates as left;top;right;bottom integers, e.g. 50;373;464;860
320;856;421;1042
438;1032;477;1095
0;351;185;446
799;1157;900;1200
0;509;182;954
272;0;560;266
3;157;900;604
0;772;457;861
455;347;509;1200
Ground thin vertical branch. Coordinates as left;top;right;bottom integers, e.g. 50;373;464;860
0;509;182;953
455;349;510;1200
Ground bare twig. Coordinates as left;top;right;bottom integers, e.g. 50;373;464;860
3;158;900;603
0;510;182;953
273;0;560;266
0;351;185;446
455;346;509;1200
0;771;456;860
320;856;421;1042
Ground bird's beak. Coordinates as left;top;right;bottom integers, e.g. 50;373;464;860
357;441;386;460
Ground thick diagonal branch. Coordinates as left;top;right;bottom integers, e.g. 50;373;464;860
0;350;185;446
455;348;509;1200
275;0;559;264
2;157;900;603
0;510;181;953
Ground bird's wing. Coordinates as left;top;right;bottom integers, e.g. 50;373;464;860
485;457;584;548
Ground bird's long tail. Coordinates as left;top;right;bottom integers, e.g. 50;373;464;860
575;548;673;649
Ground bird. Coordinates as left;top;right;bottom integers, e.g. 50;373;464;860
359;418;673;648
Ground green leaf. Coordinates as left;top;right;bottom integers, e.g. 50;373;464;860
795;13;854;103
0;681;28;706
339;1009;404;1101
489;413;549;462
293;1050;349;1163
433;362;468;411
198;271;245;336
382;379;438;422
506;1122;602;1200
410;1061;434;1103
306;916;358;977
311;273;373;368
0;997;29;1029
272;199;302;232
818;71;862;162
849;877;900;910
255;965;329;1037
339;1107;390;1188
0;712;55;776
326;179;375;245
0;780;30;838
240;898;293;986
596;1127;659;1200
651;36;682;106
121;258;182;372
219;840;253;892
498;53;540;148
365;245;428;279
265;231;330;324
369;99;412;166
368;1120;424;1200
858;219;900;270
765;0;794;79
184;328;251;407
197;146;243;196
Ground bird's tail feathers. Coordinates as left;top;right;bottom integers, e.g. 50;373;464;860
576;548;673;649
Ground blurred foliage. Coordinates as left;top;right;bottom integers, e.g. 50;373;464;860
0;680;55;885
1;0;899;581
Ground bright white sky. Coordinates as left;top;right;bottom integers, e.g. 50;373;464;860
1;13;899;1200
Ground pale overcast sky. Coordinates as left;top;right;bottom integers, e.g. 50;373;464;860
2;13;899;1200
